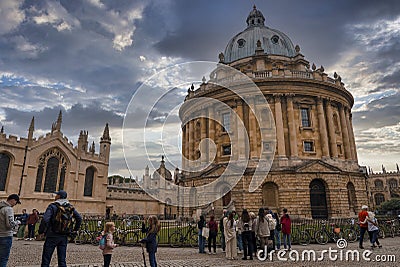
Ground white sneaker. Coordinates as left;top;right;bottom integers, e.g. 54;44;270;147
212;252;216;254
238;250;242;254
208;252;211;255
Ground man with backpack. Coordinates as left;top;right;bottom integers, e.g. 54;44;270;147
38;190;82;267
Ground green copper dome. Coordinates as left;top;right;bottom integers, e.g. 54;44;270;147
224;6;297;63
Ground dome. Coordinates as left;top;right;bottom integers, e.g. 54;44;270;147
153;156;172;181
223;6;296;63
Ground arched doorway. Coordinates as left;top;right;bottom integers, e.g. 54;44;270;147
309;179;328;219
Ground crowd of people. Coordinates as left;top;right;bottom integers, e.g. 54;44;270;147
197;207;292;260
0;193;386;267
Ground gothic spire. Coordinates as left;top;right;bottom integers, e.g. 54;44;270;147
53;110;62;132
101;123;111;142
28;116;35;145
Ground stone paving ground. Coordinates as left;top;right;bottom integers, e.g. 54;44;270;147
9;236;400;267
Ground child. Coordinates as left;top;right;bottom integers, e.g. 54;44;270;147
140;215;161;267
102;222;117;267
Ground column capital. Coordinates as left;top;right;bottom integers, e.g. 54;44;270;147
316;96;325;103
285;93;295;98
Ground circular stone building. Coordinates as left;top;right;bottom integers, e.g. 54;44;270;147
179;6;367;219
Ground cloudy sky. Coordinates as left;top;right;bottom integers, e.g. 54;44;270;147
1;0;400;178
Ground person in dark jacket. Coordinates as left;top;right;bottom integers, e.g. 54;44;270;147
198;215;206;253
219;210;227;252
207;215;218;254
140;215;160;267
17;209;28;240
38;190;82;267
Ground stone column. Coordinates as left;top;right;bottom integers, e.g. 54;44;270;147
188;120;194;163
325;100;338;158
200;114;207;164
339;104;351;159
208;106;216;162
248;97;258;158
274;94;286;158
346;109;358;161
236;100;247;160
286;95;298;158
317;97;330;157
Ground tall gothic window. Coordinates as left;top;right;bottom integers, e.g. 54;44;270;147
44;157;59;193
262;182;279;210
0;153;11;191
300;108;311;127
374;180;384;189
35;148;68;193
388;179;398;190
374;193;385;206
84;167;95;197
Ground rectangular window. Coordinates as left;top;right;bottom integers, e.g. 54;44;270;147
304;141;314;152
263;141;271;152
222;144;231;155
301;108;311;127
222;113;230;132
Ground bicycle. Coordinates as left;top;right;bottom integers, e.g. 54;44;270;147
169;222;198;247
315;221;343;245
291;223;311;246
343;219;358;243
382;219;399;238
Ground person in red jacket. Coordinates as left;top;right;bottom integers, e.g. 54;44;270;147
26;209;39;240
280;208;291;250
358;205;369;249
207;215;218;254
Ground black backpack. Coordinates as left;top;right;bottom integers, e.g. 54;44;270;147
52;203;75;235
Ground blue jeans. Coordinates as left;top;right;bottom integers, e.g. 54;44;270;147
41;236;68;267
198;232;205;253
149;251;157;267
0;236;13;267
237;233;243;251
274;229;281;249
282;233;291;249
28;224;36;239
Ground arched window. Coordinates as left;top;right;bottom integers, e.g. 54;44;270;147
221;186;231;207
43;157;59;193
262;182;279;210
374;180;384;189
0;153;11;191
310;179;328;219
374;193;385;206
347;182;357;214
388;179;398;190
84;167;95;197
35;148;68;193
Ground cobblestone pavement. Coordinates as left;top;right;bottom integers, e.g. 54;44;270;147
9;237;400;267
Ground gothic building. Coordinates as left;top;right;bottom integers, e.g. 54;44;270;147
0;111;111;214
179;6;368;218
367;165;400;210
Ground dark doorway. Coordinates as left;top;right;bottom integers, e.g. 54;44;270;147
309;179;328;219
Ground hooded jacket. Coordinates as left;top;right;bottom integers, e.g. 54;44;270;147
0;200;19;237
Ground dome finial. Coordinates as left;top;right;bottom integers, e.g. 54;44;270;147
253;4;257;9
246;5;265;27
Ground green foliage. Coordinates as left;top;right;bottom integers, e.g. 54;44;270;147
378;198;400;212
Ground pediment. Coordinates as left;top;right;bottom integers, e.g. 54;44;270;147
295;160;341;173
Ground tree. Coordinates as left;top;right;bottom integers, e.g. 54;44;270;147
378;198;400;213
